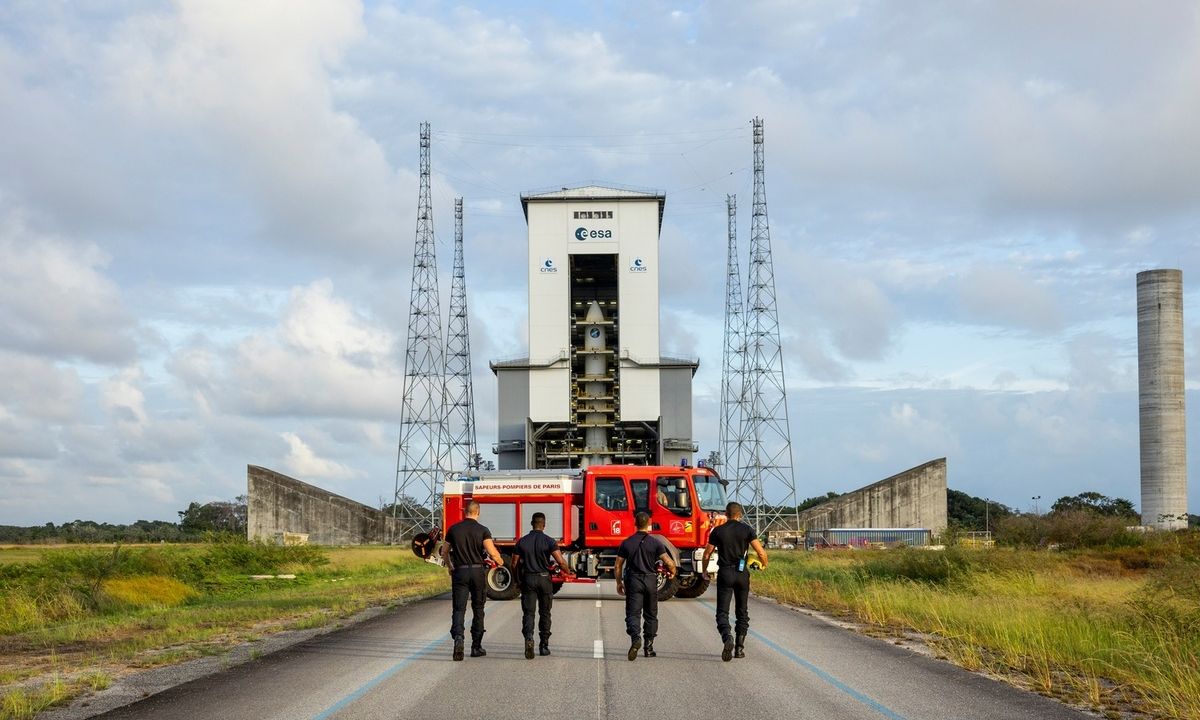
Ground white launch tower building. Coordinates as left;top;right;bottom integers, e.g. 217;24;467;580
491;186;698;469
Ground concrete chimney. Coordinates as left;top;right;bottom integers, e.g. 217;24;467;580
1136;269;1188;530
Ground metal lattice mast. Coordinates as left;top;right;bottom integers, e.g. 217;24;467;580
719;194;749;490
737;117;799;535
443;197;478;474
393;122;449;538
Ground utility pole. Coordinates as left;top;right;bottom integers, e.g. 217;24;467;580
392;122;450;539
737;117;799;536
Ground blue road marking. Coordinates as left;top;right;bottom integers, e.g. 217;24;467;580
311;632;448;720
312;599;506;719
699;600;909;720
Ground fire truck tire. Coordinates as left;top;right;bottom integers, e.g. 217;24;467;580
551;582;564;595
655;574;680;601
485;557;521;601
673;574;710;598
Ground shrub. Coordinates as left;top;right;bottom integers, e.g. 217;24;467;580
0;585;88;634
200;537;328;575
995;511;1144;549
855;547;975;584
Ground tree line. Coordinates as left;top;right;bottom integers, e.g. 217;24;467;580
0;496;248;544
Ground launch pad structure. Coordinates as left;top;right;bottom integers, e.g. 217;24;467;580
491;186;698;470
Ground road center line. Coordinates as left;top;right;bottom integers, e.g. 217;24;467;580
593;639;604;658
698;600;909;720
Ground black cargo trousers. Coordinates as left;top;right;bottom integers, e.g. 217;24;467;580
715;566;750;640
623;573;659;641
450;565;488;644
520;573;553;642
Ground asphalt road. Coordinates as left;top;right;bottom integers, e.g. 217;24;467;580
92;581;1092;720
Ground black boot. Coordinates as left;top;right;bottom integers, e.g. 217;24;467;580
628;637;642;661
734;633;746;659
721;635;734;662
470;644;486;657
452;639;464;662
643;640;656;657
524;638;535;660
539;641;551;656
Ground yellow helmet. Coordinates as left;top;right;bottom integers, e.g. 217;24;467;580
746;556;765;571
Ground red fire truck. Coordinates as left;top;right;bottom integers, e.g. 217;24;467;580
411;464;729;601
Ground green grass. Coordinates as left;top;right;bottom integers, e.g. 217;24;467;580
0;676;70;720
0;542;447;719
0;548;48;566
755;540;1200;719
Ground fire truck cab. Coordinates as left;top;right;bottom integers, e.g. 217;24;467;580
418;464;729;601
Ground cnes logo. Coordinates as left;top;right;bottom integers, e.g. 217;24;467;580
539;257;558;273
575;227;613;240
629;257;648;272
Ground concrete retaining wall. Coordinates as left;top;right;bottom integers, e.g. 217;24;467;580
247;465;400;545
796;458;947;534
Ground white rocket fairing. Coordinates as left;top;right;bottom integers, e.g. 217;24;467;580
582;301;609;468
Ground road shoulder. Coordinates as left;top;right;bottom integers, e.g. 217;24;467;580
38;594;444;720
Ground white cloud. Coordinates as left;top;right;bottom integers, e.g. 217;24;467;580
100;0;415;260
103;367;149;438
0;351;83;422
0;407;58;460
281;431;358;481
0;210;136;363
222;280;406;419
166;279;407;423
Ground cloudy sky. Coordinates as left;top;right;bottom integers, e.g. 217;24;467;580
2;0;1198;525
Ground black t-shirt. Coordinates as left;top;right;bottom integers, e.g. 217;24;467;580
514;529;558;574
445;518;492;566
617;531;668;574
708;520;757;569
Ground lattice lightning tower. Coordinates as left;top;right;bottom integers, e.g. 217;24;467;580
737;117;799;534
443;197;478;474
718;194;749;488
393;122;449;538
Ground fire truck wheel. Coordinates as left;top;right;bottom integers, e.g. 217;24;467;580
485;557;521;601
551;582;564;595
655;574;680;601
673;574;710;598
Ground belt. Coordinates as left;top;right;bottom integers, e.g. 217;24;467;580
629;572;658;576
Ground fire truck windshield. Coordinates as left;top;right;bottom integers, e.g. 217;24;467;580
693;473;727;511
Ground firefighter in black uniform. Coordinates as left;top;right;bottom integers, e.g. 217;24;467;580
614;511;677;661
513;512;570;659
701;501;768;661
441;499;504;661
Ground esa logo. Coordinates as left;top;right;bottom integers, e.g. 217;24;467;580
539;257;558;273
589;327;601;339
629;257;648;272
575;227;613;240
